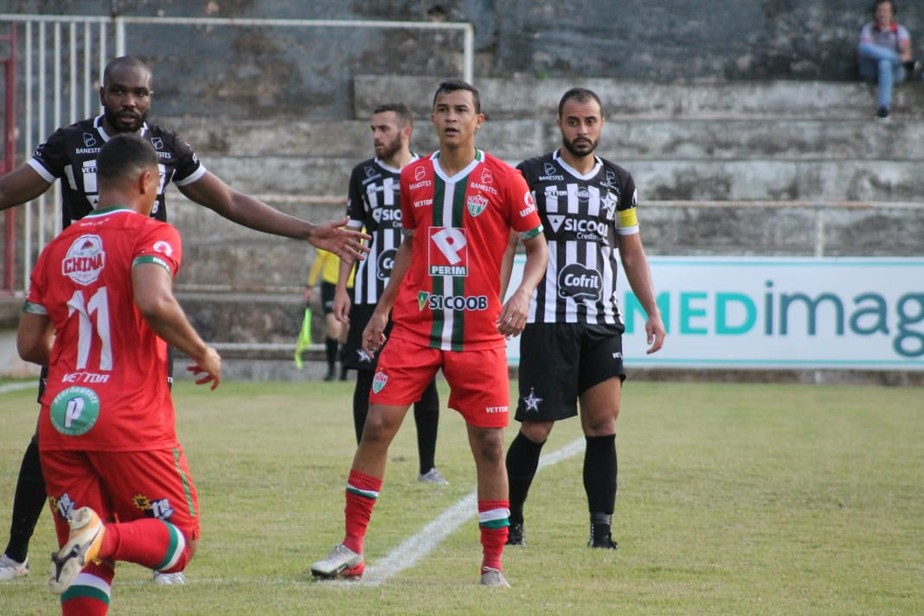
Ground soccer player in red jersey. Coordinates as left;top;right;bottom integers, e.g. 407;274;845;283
0;55;368;585
17;134;220;615
311;80;548;587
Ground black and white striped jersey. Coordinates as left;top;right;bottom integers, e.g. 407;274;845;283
28;115;205;228
517;149;640;325
344;156;418;305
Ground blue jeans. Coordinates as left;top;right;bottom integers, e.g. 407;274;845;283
857;42;907;110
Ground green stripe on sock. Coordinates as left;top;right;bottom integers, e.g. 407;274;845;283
480;518;511;529
155;521;183;570
62;584;111;605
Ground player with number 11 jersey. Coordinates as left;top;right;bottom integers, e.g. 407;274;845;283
25;207;183;453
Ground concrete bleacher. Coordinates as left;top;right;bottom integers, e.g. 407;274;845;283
151;76;924;379
4;76;922;379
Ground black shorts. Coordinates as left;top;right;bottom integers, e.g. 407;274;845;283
515;322;626;423
341;303;395;371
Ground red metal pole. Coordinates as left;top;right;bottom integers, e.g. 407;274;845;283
2;23;17;293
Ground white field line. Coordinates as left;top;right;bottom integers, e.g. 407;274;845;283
353;436;586;587
0;382;35;395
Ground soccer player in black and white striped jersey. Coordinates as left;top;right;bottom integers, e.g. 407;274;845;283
504;88;666;549
333;103;446;485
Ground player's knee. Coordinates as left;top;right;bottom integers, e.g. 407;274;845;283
471;428;505;465
520;420;553;443
360;408;401;444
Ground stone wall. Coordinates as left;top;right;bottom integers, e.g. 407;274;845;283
6;0;923;119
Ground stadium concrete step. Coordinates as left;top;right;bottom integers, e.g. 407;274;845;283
168;115;924;162
353;76;924;120
156;75;924;355
183;153;923;202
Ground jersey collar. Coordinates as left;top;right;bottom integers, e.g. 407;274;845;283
430;149;484;183
375;152;419;174
553;149;602;181
93;115;149;141
83;206;133;218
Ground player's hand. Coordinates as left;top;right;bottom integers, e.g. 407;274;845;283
362;310;389;354
333;287;351;324
308;217;370;264
645;313;666;354
187;346;222;390
496;289;529;338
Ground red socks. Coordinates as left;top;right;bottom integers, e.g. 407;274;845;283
343;469;382;554
478;499;510;572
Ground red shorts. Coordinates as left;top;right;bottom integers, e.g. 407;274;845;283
370;335;511;428
41;447;200;546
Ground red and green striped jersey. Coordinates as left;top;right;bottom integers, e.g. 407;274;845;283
25;207;183;452
391;150;543;351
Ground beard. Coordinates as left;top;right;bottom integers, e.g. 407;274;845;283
561;134;598;158
103;106;147;133
374;135;403;161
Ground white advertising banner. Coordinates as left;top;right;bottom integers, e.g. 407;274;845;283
505;256;924;370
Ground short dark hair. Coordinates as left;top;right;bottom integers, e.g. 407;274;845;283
432;79;481;114
373;102;413;128
103;55;152;85
873;0;896;15
558;87;603;118
97;133;159;185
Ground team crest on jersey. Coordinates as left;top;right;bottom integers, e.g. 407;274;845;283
601;192;618;221
62;234;105;285
153;240;175;257
372;371;388;393
428;226;468;276
466;194;489;218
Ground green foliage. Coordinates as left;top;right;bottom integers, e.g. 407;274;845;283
1;380;922;615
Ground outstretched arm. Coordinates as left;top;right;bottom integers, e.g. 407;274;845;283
178;172;369;263
0;165;53;211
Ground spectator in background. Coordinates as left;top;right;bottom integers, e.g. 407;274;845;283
857;0;920;120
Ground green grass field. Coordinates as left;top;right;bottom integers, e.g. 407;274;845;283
1;378;922;615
